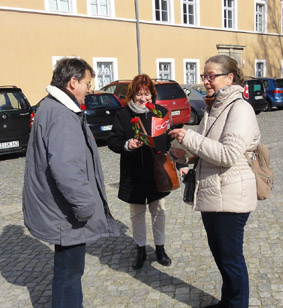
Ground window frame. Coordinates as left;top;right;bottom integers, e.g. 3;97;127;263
153;0;175;24
183;59;200;85
156;58;175;80
87;0;115;17
93;57;118;90
222;0;238;30
45;0;77;13
255;59;266;78
181;0;199;26
255;0;267;33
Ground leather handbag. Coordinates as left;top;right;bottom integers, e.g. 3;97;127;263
154;152;180;192
136;117;180;193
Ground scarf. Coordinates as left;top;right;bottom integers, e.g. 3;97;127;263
128;100;150;115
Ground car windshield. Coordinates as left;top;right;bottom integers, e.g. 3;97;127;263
274;79;283;88
155;84;186;100
85;94;120;109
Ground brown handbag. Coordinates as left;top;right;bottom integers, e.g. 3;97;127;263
136;117;180;193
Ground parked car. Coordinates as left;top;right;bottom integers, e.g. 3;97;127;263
0;86;34;155
82;91;122;140
101;79;191;127
181;84;206;125
243;77;267;114
258;77;283;111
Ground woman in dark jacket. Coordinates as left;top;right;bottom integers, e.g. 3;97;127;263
108;74;173;269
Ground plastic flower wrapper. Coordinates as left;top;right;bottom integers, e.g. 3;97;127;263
145;102;162;118
130;117;149;145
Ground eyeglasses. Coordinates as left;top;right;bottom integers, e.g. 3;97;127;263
200;73;228;82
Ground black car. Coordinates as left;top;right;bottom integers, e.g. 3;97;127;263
0;86;34;155
83;91;122;140
243;78;267;114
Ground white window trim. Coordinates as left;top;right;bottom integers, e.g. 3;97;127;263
181;0;200;26
183;58;200;84
222;0;238;30
92;57;118;90
44;0;77;13
86;0;115;17
152;0;175;24
254;0;267;33
255;59;266;77
156;58;175;80
52;56;79;70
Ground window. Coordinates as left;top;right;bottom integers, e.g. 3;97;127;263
156;59;175;80
182;0;197;25
255;60;266;78
154;0;173;23
89;0;111;16
46;0;77;13
223;0;236;29
184;59;200;84
93;58;118;89
255;1;267;32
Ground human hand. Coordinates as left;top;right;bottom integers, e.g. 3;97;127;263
179;167;189;177
128;138;143;150
168;128;187;143
169;145;186;158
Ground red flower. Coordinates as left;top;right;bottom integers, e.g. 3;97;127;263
131;117;139;124
145;102;155;111
80;104;86;111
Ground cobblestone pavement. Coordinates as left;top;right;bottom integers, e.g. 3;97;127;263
0;110;282;308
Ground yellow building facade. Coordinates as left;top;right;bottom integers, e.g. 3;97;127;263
0;0;283;104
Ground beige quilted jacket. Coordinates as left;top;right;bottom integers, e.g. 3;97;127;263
182;85;261;213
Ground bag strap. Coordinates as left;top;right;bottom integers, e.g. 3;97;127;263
193;98;240;170
137;117;147;135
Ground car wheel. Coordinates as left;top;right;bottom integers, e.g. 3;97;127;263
263;100;271;112
175;124;184;128
188;109;199;125
277;106;283;110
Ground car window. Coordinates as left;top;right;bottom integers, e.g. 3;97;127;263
247;80;263;93
274;79;283;88
262;80;269;88
102;85;116;93
0;92;28;111
85;94;120;109
155;84;186;100
115;84;129;99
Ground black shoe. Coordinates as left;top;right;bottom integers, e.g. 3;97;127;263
156;245;172;266
132;246;146;270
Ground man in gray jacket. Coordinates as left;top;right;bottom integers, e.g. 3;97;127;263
23;58;119;308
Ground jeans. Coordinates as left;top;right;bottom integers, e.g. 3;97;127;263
52;243;86;308
201;212;250;308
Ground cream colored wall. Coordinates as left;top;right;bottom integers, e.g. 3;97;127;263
0;0;283;104
0;0;44;10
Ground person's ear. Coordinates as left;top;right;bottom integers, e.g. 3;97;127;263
68;77;77;90
227;73;234;86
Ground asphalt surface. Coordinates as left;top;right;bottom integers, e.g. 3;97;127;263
0;109;282;308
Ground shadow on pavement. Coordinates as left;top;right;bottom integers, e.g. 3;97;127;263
87;220;217;308
0;225;53;308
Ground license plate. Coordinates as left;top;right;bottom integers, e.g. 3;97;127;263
255;95;263;100
171;110;180;116
100;125;112;131
0;141;19;149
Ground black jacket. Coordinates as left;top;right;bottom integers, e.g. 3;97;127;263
108;105;173;204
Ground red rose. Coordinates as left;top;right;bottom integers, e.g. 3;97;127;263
145;102;155;111
131;117;139;124
80;104;86;111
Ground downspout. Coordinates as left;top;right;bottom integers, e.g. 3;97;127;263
135;0;142;74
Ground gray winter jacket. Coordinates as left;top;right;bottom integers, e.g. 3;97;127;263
23;86;119;246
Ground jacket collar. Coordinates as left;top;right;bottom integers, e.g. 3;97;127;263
46;85;82;114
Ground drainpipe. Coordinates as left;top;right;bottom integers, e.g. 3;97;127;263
135;0;142;74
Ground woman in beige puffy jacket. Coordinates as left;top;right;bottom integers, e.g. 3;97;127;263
169;55;260;308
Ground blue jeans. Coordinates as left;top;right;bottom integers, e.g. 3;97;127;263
201;212;250;308
52;243;86;308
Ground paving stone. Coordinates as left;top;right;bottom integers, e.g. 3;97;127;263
0;111;282;307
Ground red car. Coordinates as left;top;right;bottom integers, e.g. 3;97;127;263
101;79;191;127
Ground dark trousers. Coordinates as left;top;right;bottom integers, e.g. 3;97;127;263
52;243;86;308
201;212;250;308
